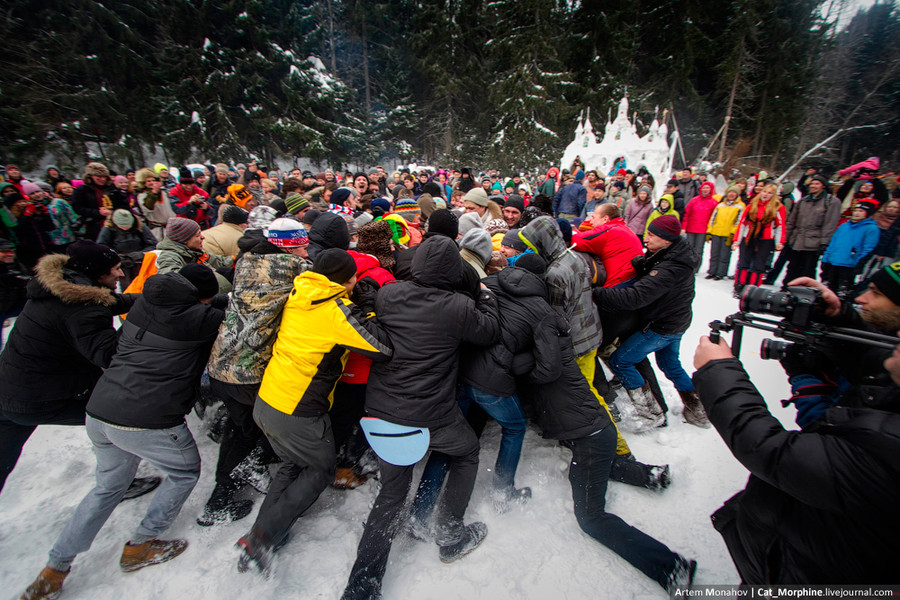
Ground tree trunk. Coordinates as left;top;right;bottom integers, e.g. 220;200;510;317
361;11;371;115
326;0;337;73
719;37;744;163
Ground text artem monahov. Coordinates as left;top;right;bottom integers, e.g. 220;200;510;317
673;586;896;598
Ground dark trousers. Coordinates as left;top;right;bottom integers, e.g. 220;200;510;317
0;397;88;493
685;233;706;271
764;245;793;284
250;399;335;549
330;382;369;469
736;239;775;288
708;235;733;277
784;249;821;284
562;425;679;588
209;379;264;488
821;263;857;296
342;411;480;600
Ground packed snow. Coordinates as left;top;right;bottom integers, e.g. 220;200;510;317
1;274;796;599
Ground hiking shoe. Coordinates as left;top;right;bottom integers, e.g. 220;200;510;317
438;522;488;564
120;539;188;573
236;533;272;575
20;566;68;600
406;515;433;543
665;555;697;598
493;486;532;514
121;476;161;501
230;448;272;494
197;484;254;527
332;467;368;490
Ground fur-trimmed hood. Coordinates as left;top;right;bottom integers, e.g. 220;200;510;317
32;254;117;306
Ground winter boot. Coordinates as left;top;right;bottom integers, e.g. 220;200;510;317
20;566;69;600
120;539;188;573
678;390;711;428
665;555;698;598
121;476;162;501
646;464;672;491
492;486;532;514
236;530;273;575
625;384;666;432
438;522;488;564
406;513;433;543
230;446;272;494
197;483;254;527
206;403;230;444
332;467;368;490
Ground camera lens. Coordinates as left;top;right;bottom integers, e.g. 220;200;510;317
740;285;793;317
760;338;792;361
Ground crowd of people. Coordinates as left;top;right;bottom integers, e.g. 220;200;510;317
0;155;897;599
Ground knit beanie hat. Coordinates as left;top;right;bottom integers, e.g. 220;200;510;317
463;187;489;208
416;193;436;219
66;240;120;279
153;163;168;175
357;220;395;269
856;200;879;217
425;209;459;239
647;215;682;242
485;218;509;235
266;217;309;248
501;229;527;252
227;184;253;208
666;178;679;186
247;205;279;230
284;193;310;215
371;197;392;214
810;174;829;187
165;217;201;244
724;185;741;198
459;228;493;267
312;248;357;284
111;209;135;228
515;253;547;276
504;195;525;213
178;166;194;184
302;209;322;226
3;192;25;209
222;205;249;225
871;262;900;306
0;238;13;251
36;181;53;194
21;181;42;197
458;212;483;236
179;263;218;299
215;163;229;174
637;185;652;197
394;198;420;219
331;188;355;206
84;162;110;180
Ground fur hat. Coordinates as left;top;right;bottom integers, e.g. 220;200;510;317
84;162;110;181
66;240;120;279
357;220;395;269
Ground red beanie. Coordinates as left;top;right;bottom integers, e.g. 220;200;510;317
647;215;682;242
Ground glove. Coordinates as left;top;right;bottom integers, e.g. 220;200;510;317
778;343;830;379
23;203;48;217
351;277;380;315
787;373;843;428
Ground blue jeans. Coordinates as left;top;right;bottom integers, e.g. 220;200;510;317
609;329;694;392
48;417;201;569
460;383;526;490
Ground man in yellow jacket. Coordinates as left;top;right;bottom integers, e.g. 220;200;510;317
235;248;392;573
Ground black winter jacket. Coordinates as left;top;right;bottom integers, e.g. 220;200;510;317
519;318;612;441
366;236;500;428
693;358;900;584
0;254;136;413
71;183;122;241
87;273;225;429
96;222;158;254
460;267;559;396
592;236;697;335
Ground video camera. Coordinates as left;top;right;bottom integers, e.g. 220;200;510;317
708;285;898;360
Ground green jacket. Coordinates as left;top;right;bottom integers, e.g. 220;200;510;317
155;236;233;293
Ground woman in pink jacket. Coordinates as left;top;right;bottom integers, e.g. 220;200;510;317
682;181;718;270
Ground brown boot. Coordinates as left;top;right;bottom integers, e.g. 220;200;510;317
120;539;188;573
678;390;711;428
332;467;368;490
625;384;666;432
20;567;69;600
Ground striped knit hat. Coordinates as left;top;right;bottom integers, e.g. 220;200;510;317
285;192;310;215
165;217;201;244
266;217;309;248
394;198;420;219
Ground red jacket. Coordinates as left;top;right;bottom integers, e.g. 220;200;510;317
682;182;718;234
734;201;786;245
341;251;395;384
169;184;211;227
571;218;643;288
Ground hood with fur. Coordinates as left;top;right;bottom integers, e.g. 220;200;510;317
31;254;116;306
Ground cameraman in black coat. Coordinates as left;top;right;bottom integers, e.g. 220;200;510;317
692;332;900;584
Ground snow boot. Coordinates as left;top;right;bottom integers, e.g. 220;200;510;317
20;566;68;600
332;467;368;490
236;530;273;575
492;486;532;514
406;514;433;543
678;390;711;428
625;384;666;431
119;539;188;573
646;464;672;491
197;483;254;527
121;476;162;501
665;555;698;598
438;522;488;564
230;447;272;494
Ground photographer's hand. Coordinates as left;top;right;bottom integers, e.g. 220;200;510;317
785;277;841;317
694;335;733;369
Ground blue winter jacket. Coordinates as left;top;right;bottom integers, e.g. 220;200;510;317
822;218;880;267
552;181;586;217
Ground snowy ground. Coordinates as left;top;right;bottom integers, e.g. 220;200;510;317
0;273;796;599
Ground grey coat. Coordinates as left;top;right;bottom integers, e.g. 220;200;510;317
785;192;841;251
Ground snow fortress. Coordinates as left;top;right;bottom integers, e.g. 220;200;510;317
560;97;678;198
